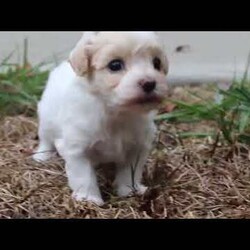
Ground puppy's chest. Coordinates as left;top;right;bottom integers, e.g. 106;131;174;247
88;126;141;163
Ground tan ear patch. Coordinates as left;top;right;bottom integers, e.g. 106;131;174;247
69;44;92;76
69;32;98;76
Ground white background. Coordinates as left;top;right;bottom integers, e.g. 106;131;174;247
1;32;250;84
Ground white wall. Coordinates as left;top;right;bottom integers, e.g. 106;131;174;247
1;32;250;84
0;32;82;64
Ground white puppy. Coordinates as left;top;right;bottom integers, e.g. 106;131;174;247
33;32;169;205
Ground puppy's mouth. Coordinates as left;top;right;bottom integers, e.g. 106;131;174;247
128;94;163;106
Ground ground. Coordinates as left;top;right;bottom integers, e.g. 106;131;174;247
1;86;250;219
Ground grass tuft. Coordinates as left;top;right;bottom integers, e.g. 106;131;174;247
0;40;50;117
157;72;250;147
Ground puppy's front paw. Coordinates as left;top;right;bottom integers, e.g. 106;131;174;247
33;152;53;162
116;183;148;197
72;190;104;206
135;184;148;195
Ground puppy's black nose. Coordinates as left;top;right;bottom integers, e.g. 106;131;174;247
139;81;156;93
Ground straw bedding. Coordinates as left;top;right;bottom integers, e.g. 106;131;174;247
1;114;250;218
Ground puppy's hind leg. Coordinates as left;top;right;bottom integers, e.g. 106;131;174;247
33;128;55;162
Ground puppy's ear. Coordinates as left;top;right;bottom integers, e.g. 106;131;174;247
69;32;98;76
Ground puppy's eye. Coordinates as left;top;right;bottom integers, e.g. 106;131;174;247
153;57;161;71
108;59;125;72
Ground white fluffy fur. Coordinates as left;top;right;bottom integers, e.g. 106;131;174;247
33;32;169;206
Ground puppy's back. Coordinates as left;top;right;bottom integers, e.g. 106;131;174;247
38;61;75;122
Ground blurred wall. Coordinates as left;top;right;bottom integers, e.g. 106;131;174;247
1;32;250;84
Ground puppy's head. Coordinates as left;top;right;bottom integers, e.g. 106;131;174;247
69;32;169;112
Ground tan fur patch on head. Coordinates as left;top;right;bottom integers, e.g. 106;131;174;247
69;32;168;102
90;32;168;72
69;32;98;76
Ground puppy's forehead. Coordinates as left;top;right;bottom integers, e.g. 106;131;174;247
95;32;160;48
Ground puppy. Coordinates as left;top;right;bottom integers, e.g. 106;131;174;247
33;32;169;205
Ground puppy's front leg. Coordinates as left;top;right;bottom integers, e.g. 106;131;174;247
63;142;103;206
114;145;150;197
